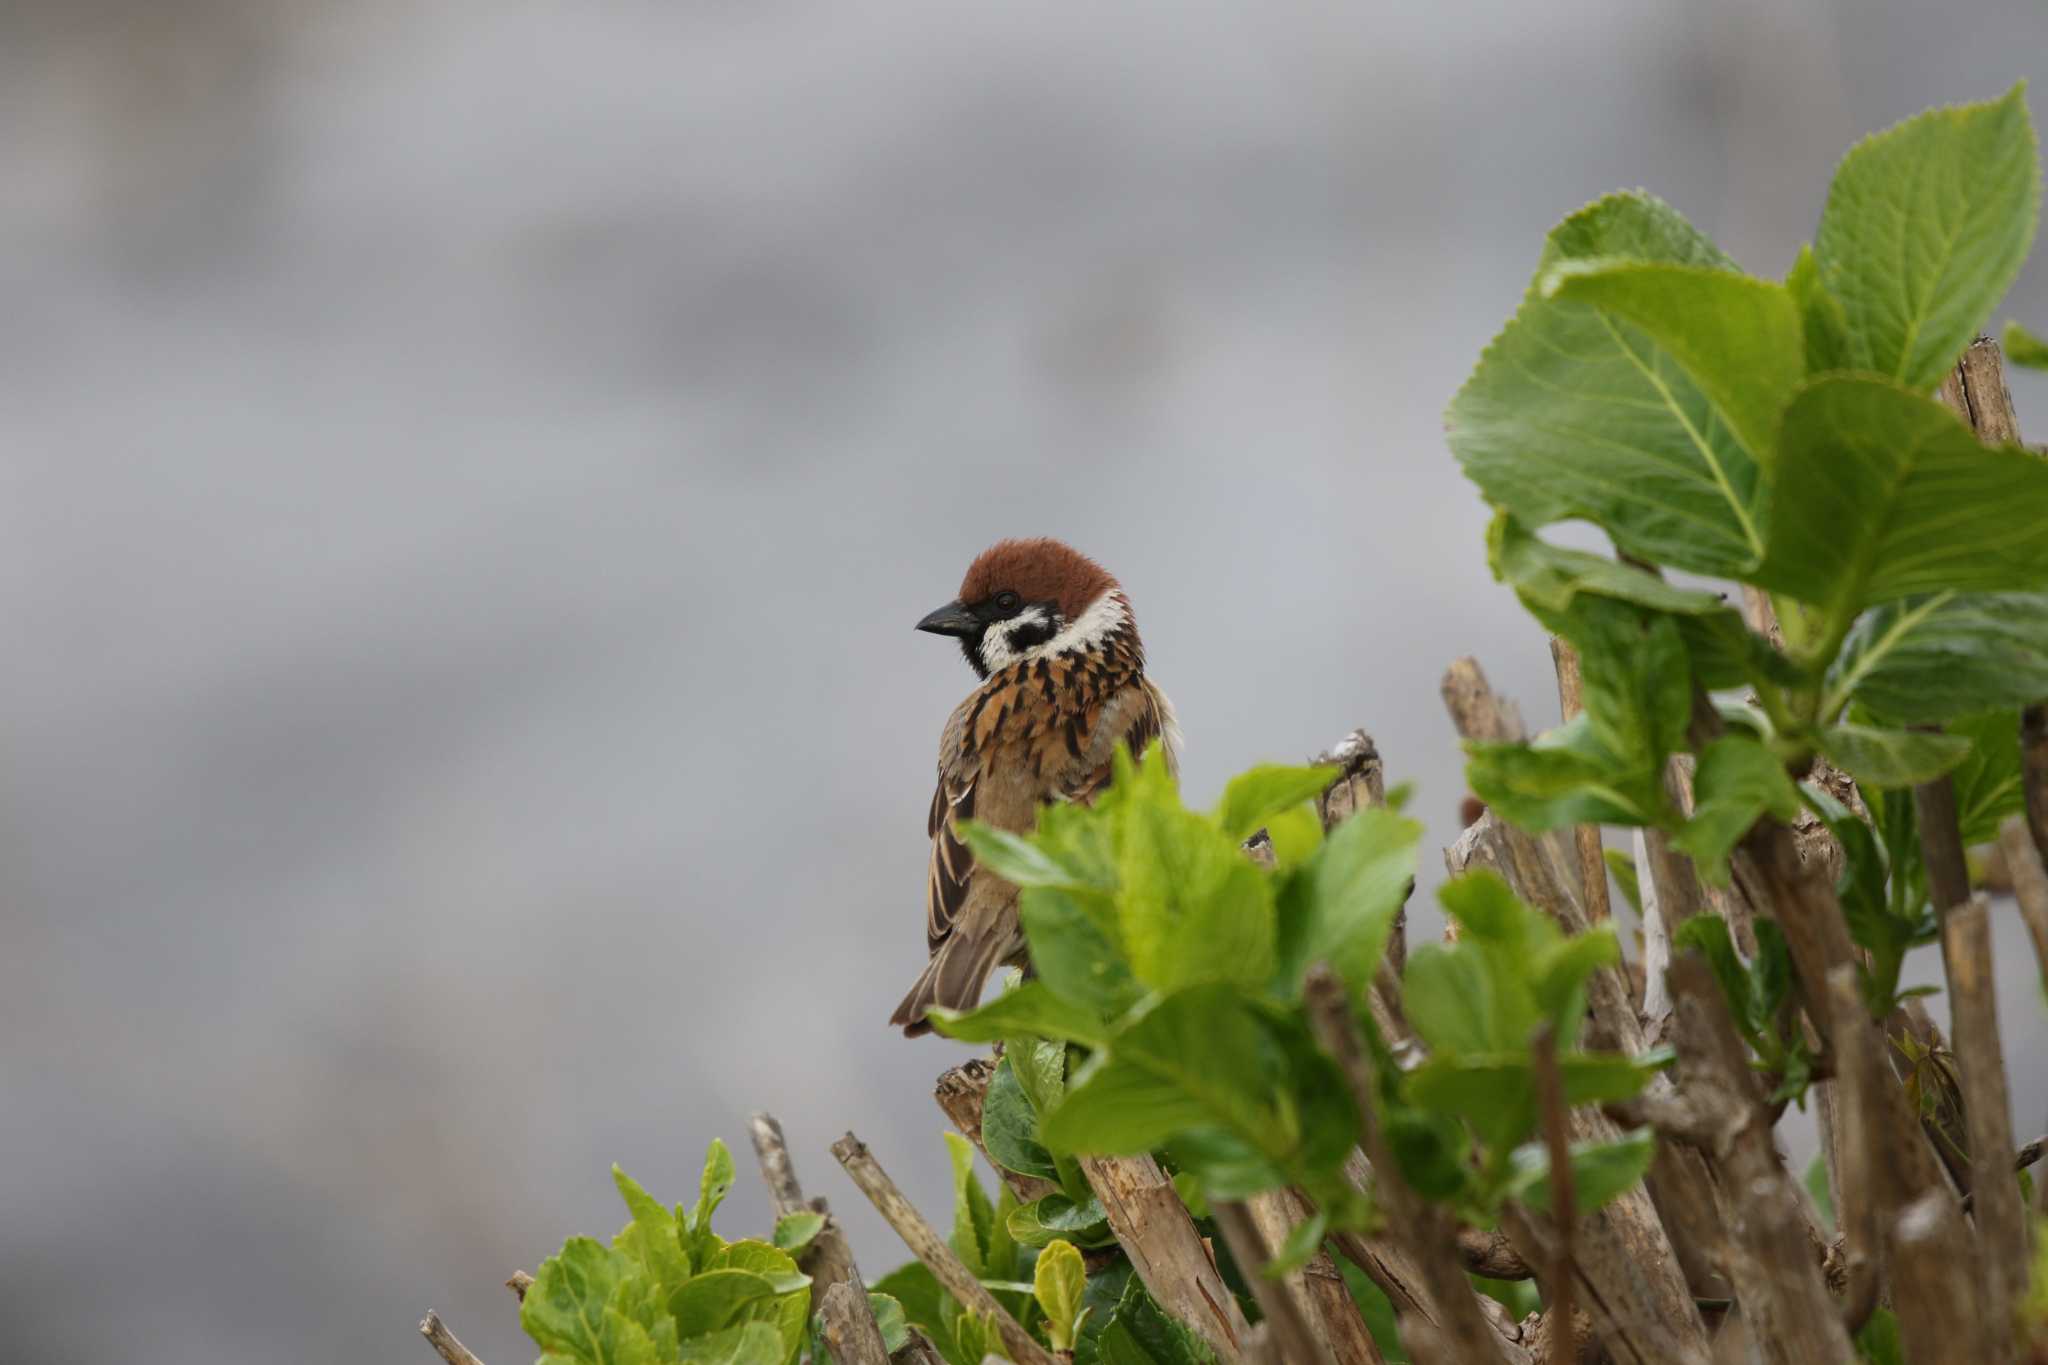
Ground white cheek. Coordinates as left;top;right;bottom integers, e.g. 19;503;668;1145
978;606;1049;672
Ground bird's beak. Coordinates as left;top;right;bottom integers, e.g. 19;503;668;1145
915;600;980;638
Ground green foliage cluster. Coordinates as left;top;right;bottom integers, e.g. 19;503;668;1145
1449;86;2046;1022
520;1144;817;1365
933;745;1659;1254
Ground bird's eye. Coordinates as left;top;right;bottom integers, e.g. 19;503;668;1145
994;591;1020;614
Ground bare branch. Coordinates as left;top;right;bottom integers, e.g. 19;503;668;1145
1079;1152;1251;1361
419;1312;488;1365
1211;1199;1337;1365
1664;956;1854;1363
1240;1186;1388;1364
751;1111;863;1298
1528;1025;1576;1365
831;1132;1060;1365
1304;965;1518;1365
1941;896;2029;1324
820;1281;893;1365
1997;815;2048;998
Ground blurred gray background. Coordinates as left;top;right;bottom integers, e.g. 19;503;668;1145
6;3;2048;1362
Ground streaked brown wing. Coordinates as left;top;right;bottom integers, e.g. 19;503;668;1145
925;772;975;951
1067;678;1174;805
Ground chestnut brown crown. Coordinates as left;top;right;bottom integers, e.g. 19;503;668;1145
956;538;1117;624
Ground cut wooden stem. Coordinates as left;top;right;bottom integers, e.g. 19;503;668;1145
1528;1025;1576;1365
1212;1199;1338;1365
505;1271;533;1302
1079;1152;1249;1361
419;1312;487;1365
751;1112;863;1297
1241;1186;1387;1364
1941;896;2029;1330
831;1133;1060;1365
1304;965;1517;1365
1997;815;2048;997
820;1281;893;1365
1665;956;1855;1363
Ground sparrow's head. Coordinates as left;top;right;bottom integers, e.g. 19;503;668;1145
916;538;1136;679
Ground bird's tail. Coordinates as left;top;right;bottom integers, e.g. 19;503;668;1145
890;927;1016;1037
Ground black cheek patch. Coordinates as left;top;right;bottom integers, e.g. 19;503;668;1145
1007;617;1058;653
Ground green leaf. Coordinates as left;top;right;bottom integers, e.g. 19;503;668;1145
1266;1208;1330;1277
1005;1033;1068;1119
2005;320;2048;369
1804;1153;1836;1233
692;1140;736;1237
670;1270;778;1339
709;1241;810;1359
959;822;1097;890
770;1211;824;1256
676;1323;785;1365
1119;801;1276;993
523;1237;626;1363
982;1057;1059;1181
1854;1308;1906;1365
1040;986;1287;1164
867;1293;911;1354
1034;1240;1088;1351
1401;943;1502;1058
1814;722;1971;789
928;981;1108;1050
1828;591;2048;723
1787;243;1853;372
1404;1053;1657;1150
1213;764;1339;843
1674;915;1758;1039
1672;735;1802;884
1815;85;2040;393
1529;926;1620;1045
1604;846;1643;916
1540;258;1804;464
1508;1129;1657;1215
945;1133;1002;1280
1270;806;1420;999
1098;1275;1220;1365
1755;377;2048;611
1487;512;1784;691
1948;709;2024;845
1007;1192;1114;1248
1019;887;1143;1018
611;1166;691;1291
1448;191;1767;576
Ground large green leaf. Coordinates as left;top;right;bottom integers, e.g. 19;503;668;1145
1018;887;1143;1018
675;1323;785;1365
1034;1240;1088;1351
1827;591;2048;722
1787;243;1853;373
669;1270;778;1340
1096;1274;1220;1365
523;1237;627;1364
1212;764;1339;843
944;1133;1004;1280
612;1166;691;1291
1007;1192;1113;1248
1448;192;1768;576
1467;594;1690;831
1270;806;1419;1000
929;979;1110;1048
1814;722;1971;789
1814;85;2040;393
1404;1053;1658;1149
1541;259;1803;464
982;1057;1059;1181
1753;376;2048;609
1671;735;1802;885
1118;802;1275;994
1040;986;1278;1159
1948;710;2025;845
1508;1129;1657;1215
2006;320;2048;369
